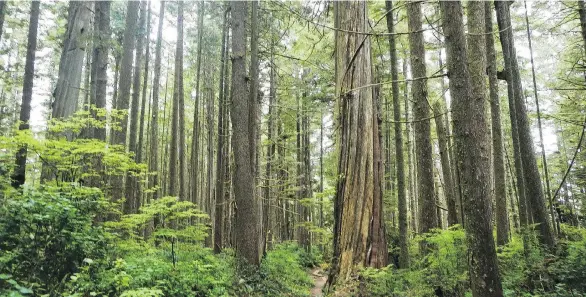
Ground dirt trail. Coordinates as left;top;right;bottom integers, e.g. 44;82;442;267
309;268;328;297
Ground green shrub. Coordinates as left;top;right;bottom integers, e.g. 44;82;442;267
0;185;110;296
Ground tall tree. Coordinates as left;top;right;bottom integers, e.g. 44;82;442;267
385;0;409;268
440;2;503;296
149;0;165;201
89;0;110;141
230;0;261;267
11;1;40;188
191;1;204;205
137;2;152;164
0;1;6;44
214;5;229;254
125;0;147;214
407;0;437;240
52;2;91;122
329;0;388;286
495;0;555;249
485;2;509;245
433;101;458;226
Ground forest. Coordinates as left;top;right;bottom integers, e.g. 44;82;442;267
1;0;586;296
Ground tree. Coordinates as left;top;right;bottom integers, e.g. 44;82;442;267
191;1;204;205
52;2;91;122
440;1;503;296
89;0;111;141
385;0;409;268
149;0;165;202
485;2;509;246
230;0;261;267
0;1;7;45
329;0;387;286
11;1;40;188
495;1;555;249
407;0;437;240
137;2;152;164
214;5;229;254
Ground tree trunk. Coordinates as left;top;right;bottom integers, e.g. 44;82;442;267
385;0;409;268
0;1;7;44
125;0;147;214
11;1;40;188
329;1;388;286
433;101;458;227
230;0;261;267
138;2;152;164
52;1;91;123
263;37;277;251
214;6;229;254
440;2;504;296
191;1;204;205
495;0;555;249
407;0;437;240
485;2;509;246
89;1;110;142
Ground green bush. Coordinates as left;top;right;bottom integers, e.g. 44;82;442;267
0;185;110;296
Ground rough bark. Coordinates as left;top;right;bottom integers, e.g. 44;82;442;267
329;1;388;286
113;0;139;146
89;1;110;141
407;0;437;239
495;1;555;249
230;0;261;267
485;2;509;246
440;2;504;296
385;0;409;269
433;101;458;226
52;1;91;121
11;1;40;188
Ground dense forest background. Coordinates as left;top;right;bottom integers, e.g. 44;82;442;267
1;1;586;296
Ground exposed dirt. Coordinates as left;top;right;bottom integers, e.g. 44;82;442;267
309;268;328;297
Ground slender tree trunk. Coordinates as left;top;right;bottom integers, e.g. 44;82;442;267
495;1;555;249
214;6;229;254
433;102;458;226
385;0;408;268
149;1;164;203
440;2;504;296
407;0;437;240
125;1;147;214
230;0;261;267
403;55;417;235
485;2;510;246
177;1;186;202
329;1;388;286
138;2;152;164
263;37;276;251
0;1;7;44
52;1;91;122
191;1;204;205
11;1;40;188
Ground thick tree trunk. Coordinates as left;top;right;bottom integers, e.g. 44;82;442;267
485;2;509;246
89;1;110;142
440;2;504;296
329;1;388;286
495;1;555;249
52;1;91;122
230;0;261;267
11;1;40;188
385;0;409;268
407;0;437;240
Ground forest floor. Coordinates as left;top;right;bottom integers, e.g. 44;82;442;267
309;267;328;297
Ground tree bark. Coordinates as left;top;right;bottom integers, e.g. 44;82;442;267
485;2;509;246
433;101;458;227
191;1;204;205
11;1;40;189
440;2;504;296
138;2;152;164
230;0;261;267
495;0;555;249
52;1;91;122
329;1;388;286
89;1;110;142
0;1;7;44
407;0;437;240
385;0;409;269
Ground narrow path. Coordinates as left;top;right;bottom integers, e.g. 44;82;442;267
309;267;328;297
